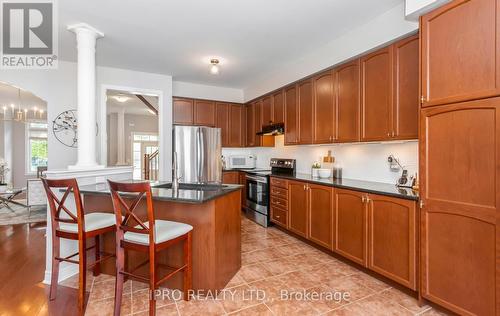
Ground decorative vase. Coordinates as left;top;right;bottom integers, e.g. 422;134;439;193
311;168;319;178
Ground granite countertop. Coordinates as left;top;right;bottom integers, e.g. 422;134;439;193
270;173;419;201
78;181;243;204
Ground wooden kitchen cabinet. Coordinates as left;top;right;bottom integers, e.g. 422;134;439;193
361;46;393;141
421;0;500;107
215;102;230;146
308;184;334;249
284;85;299;145
194;99;216;126
288;180;308;238
239;172;246;209
272;90;285;124
313;70;335;144
368;193;416;290
334;59;360;142
245;103;255;147
222;171;239;184
298;79;313;144
173;97;194;125
261;95;273;126
229;104;245;147
420;99;499;315
334;188;367;266
392;35;419;139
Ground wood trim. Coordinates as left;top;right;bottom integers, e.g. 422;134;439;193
135;95;158;116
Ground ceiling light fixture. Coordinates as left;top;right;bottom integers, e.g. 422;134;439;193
209;59;220;75
113;94;130;103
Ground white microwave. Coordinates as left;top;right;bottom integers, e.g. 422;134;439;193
226;155;256;169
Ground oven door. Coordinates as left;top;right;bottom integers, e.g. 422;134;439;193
245;174;268;215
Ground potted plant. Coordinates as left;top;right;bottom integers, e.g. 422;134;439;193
311;162;321;178
0;159;10;192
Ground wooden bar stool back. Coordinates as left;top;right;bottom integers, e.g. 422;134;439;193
42;178;116;314
108;180;193;316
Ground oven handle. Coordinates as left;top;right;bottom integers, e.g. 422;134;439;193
245;175;268;183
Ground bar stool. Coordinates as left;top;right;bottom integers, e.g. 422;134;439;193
107;180;193;316
42;178;116;314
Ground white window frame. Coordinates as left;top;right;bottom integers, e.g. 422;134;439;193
25;122;48;176
131;132;159;180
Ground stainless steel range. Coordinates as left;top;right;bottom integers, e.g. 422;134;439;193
244;158;296;227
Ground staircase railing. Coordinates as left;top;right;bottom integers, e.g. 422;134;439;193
143;150;159;181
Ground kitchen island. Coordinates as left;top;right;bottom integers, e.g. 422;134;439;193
80;182;242;292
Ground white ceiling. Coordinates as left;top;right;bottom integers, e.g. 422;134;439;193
0;81;47;111
106;89;158;116
59;0;404;89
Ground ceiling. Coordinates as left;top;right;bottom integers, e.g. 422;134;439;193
59;0;404;89
0;81;47;113
106;89;158;116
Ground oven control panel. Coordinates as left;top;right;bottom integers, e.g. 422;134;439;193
270;158;296;170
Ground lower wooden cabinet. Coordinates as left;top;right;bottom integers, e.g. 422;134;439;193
288;180;309;238
368;193;417;290
222;171;239;184
238;172;246;209
308;184;334;249
334;189;367;266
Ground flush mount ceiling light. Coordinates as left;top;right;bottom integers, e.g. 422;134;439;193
113;94;130;103
209;59;220;75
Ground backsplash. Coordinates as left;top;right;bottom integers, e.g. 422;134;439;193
222;135;418;185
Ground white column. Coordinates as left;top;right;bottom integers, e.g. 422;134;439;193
116;109;126;165
67;23;104;170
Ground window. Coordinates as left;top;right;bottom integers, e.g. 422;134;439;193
131;133;158;179
26;122;48;173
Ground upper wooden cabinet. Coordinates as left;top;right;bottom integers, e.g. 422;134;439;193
298;79;313;144
313;70;335;144
334;59;360;142
253;100;262;146
308;184;334;249
361;46;393;141
261;95;273;126
368;193;416;290
173;97;194;125
288;180;308;238
421;0;500;107
215;102;230;146
334;188;367;266
228;104;245;147
420;98;499;315
284;85;299;145
272;90;285;124
245;103;255;147
393;35;419;139
193;99;216;126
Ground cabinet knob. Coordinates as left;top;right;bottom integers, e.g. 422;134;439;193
276;215;280;219
387;132;391;137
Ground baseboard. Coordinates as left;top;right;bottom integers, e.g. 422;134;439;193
43;264;79;285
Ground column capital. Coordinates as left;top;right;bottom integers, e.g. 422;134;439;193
67;23;104;38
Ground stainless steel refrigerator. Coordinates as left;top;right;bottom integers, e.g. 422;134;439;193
173;125;222;184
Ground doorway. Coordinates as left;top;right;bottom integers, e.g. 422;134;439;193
131;133;159;180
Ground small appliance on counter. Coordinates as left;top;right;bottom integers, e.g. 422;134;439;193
244;158;296;227
226;154;256;169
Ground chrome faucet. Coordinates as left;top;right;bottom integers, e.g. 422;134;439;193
172;152;181;192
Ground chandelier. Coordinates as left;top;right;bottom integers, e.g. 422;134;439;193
1;88;45;123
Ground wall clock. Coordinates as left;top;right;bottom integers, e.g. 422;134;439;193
52;110;99;148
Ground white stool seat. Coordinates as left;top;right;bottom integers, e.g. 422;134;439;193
58;212;116;233
124;220;193;245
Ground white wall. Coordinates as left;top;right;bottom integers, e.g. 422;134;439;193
405;0;450;20
173;81;244;103
223;136;418;185
243;3;419;101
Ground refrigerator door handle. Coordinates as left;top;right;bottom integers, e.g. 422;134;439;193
196;128;202;183
199;128;206;183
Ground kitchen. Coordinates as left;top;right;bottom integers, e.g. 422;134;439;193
0;0;497;316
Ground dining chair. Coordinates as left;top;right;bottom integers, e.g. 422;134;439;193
42;178;116;314
107;180;193;316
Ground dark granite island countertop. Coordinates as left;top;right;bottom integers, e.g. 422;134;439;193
78;181;243;204
270;173;419;201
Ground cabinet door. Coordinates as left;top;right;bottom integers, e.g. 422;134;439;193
368;194;416;290
298;79;313;144
361;46;392;141
334;189;367;266
194;100;216;126
215;102;230;147
420;99;499;315
253;100;262;146
393;35;418;140
239;172;246;208
245;104;255;147
334;59;360;142
284;85;299;145
421;0;500;107
222;171;239;184
308;184;334;250
313;71;335;144
173;97;194;125
229;104;244;147
272;90;285;124
261;96;273;126
288;180;308;238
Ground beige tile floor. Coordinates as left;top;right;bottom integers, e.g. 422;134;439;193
61;216;450;315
